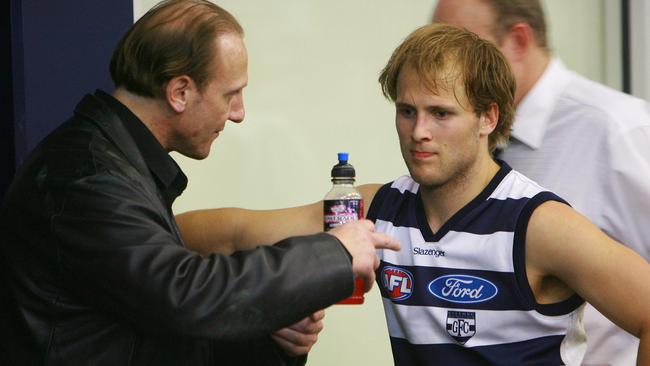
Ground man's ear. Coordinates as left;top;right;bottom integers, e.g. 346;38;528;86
499;22;534;62
480;102;499;137
166;75;194;113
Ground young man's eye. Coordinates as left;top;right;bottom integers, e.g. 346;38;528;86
433;110;449;119
397;107;416;118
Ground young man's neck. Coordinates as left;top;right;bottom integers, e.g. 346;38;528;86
419;154;500;234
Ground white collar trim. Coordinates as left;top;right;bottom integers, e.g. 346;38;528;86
511;58;571;149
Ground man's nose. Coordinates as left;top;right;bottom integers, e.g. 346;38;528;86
229;97;245;123
412;116;432;141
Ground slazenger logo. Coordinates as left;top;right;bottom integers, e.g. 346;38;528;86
428;275;498;304
381;266;414;301
413;247;445;257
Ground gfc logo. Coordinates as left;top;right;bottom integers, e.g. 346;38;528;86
381;266;414;301
446;311;476;344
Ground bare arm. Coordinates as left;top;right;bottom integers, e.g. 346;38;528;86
176;204;321;256
526;201;650;365
175;183;382;256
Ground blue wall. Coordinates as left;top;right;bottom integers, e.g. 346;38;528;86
1;2;16;202
3;0;133;200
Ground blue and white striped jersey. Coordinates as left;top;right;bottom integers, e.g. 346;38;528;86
367;162;586;366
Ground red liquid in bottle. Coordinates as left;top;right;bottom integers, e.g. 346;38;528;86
336;277;365;304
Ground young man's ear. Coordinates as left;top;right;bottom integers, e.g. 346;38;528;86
479;102;499;136
166;75;194;113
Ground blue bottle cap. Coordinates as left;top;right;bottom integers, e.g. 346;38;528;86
332;152;355;178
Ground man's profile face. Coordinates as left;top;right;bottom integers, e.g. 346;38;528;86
173;33;248;160
394;63;484;189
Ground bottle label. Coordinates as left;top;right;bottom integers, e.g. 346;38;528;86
323;199;364;231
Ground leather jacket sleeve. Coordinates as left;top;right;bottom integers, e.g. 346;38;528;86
50;172;354;340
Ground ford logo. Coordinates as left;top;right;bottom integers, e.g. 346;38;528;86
428;275;498;304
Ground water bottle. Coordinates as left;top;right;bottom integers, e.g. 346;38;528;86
324;152;365;304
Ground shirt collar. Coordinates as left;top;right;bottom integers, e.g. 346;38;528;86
511;58;572;149
95;90;187;206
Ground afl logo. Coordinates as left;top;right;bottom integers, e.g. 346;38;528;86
381;266;414;301
428;275;498;304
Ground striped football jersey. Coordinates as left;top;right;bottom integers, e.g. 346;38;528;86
367;162;586;366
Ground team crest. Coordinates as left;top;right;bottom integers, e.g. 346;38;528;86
381;266;414;301
446;310;476;344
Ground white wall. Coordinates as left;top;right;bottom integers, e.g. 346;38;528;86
544;0;608;86
133;1;613;365
135;2;432;365
630;0;650;100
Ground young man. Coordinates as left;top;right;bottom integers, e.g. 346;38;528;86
177;24;650;365
432;1;650;364
0;1;399;364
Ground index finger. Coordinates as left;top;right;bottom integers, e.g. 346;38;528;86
372;232;401;251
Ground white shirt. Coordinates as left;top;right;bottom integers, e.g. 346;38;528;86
501;58;650;366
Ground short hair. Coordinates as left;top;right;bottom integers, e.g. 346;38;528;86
486;0;548;49
110;0;243;99
379;23;515;152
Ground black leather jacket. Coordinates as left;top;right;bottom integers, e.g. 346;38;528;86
0;92;354;365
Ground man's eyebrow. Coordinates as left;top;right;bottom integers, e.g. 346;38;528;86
395;100;457;110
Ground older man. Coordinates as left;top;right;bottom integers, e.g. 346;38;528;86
0;1;399;364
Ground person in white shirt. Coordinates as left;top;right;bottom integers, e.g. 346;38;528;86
432;1;650;365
